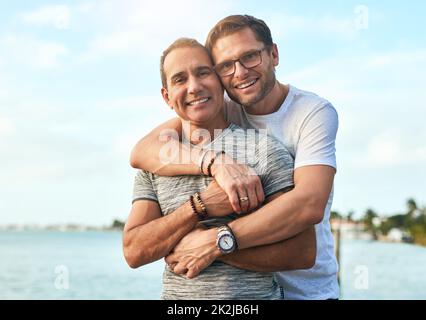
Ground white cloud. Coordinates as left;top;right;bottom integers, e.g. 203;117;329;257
35;42;69;68
79;0;234;61
266;13;361;42
0;116;16;138
363;132;426;167
113;130;146;156
83;30;142;60
0;34;69;68
21;5;71;30
368;50;426;67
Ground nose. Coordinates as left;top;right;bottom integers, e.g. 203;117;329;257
187;75;203;94
233;61;249;79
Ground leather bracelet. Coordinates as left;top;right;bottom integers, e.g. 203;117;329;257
189;195;200;220
189;195;206;221
207;151;226;177
193;192;208;220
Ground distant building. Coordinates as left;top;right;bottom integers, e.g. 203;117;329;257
387;228;413;243
330;219;373;240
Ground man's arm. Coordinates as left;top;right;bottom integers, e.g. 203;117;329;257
165;191;317;278
219;226;316;272
123;180;236;269
123;199;199;268
129;119;264;213
130;117;201;176
165;166;334;278
229;165;335;249
218;192;316;272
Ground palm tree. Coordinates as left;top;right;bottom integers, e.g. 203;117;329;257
406;198;418;216
363;209;378;239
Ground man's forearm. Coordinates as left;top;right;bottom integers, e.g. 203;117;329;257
228;166;335;250
228;188;317;250
125;202;199;267
218;226;316;272
130;117;201;176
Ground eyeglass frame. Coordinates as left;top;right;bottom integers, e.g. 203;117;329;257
213;47;269;77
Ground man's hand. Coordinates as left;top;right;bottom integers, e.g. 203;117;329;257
165;228;220;279
207;153;264;214
200;180;234;217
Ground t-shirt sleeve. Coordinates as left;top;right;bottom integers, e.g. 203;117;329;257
295;102;338;170
257;135;295;198
132;170;158;204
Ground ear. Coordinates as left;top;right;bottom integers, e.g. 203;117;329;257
271;43;279;67
161;87;173;109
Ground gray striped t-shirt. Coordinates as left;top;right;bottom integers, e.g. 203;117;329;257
132;123;294;300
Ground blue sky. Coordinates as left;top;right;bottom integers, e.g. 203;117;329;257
0;0;425;226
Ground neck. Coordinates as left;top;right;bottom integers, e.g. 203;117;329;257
245;81;289;116
182;114;229;146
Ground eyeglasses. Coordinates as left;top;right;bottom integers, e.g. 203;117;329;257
214;48;267;77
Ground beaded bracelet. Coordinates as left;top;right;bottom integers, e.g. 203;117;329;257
207;151;226;177
194;192;208;220
189;195;200;220
189;195;206;221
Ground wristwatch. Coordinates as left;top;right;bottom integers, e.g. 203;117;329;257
216;225;237;254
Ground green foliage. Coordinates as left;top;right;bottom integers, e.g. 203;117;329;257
409;224;426;246
380;214;405;235
378;199;426;246
111;219;125;229
333;198;426;246
362;209;379;239
330;210;342;219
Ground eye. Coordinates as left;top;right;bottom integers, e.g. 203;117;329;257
241;51;258;62
173;77;185;84
218;61;233;72
198;69;211;77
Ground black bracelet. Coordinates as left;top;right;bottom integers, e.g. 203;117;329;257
207;151;226;177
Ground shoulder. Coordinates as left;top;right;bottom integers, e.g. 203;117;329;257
287;86;338;130
134;169;156;188
290;86;337;116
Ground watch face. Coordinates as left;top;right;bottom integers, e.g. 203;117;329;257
219;234;234;251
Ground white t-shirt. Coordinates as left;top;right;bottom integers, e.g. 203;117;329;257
224;84;339;300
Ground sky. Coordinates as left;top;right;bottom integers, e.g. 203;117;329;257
0;0;425;226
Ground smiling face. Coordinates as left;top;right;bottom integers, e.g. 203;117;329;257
161;46;224;125
211;27;279;107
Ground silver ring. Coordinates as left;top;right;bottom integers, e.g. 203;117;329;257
239;197;249;202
